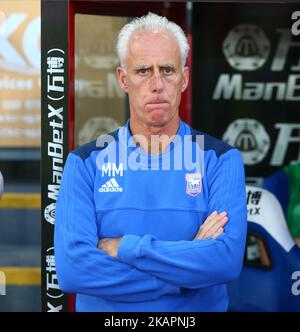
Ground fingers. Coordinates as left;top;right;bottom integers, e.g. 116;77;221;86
194;211;217;239
98;238;110;250
97;237;122;258
194;211;228;240
98;238;113;256
212;227;224;239
203;214;227;239
204;211;226;227
201;210;218;227
195;211;225;239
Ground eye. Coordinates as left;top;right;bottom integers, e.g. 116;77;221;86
162;66;174;75
137;68;150;76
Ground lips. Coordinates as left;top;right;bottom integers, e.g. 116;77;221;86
146;101;169;106
146;102;169;112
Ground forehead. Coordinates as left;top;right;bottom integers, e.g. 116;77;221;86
127;30;181;65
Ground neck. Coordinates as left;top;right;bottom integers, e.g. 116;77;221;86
129;116;180;155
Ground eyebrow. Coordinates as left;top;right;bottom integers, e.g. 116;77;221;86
134;64;176;71
160;64;175;70
160;64;175;68
134;65;151;71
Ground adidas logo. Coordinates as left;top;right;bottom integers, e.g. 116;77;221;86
99;178;123;193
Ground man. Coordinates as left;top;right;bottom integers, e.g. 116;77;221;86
55;12;247;312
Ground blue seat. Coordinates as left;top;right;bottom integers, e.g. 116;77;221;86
228;185;300;311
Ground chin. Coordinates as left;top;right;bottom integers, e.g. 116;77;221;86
147;115;169;127
147;121;166;128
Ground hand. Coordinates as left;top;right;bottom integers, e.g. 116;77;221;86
194;211;228;240
98;237;122;258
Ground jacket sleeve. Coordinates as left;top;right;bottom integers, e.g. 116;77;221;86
117;149;248;289
263;169;289;215
54;152;180;302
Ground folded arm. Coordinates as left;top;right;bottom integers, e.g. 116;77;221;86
54;152;180;302
113;149;247;289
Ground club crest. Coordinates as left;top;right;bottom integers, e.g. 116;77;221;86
186;173;202;197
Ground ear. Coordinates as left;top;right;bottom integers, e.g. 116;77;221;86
117;66;128;92
181;66;189;92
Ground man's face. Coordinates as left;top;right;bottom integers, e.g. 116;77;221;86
117;30;189;129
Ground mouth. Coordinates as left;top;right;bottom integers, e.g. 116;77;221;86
145;103;169;114
146;101;169;109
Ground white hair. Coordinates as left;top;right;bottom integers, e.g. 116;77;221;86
117;12;189;71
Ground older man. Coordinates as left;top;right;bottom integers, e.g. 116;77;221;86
55;12;247;312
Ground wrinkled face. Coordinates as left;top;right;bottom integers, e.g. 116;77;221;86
117;30;189;128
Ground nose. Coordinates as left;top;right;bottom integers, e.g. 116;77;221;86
150;70;164;93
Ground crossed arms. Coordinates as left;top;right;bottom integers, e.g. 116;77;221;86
99;210;228;257
54;149;247;301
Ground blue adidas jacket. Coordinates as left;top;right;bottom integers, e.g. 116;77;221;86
54;119;247;312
